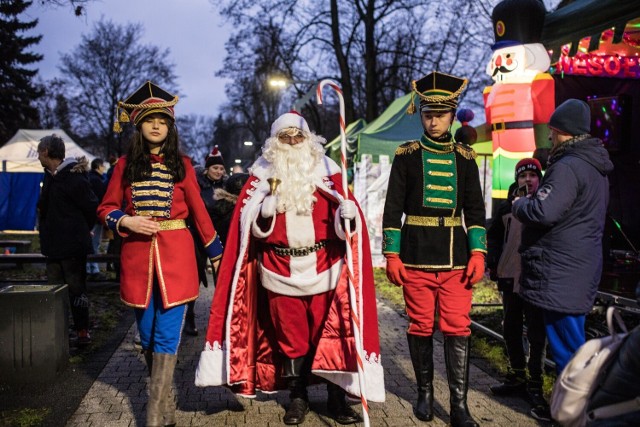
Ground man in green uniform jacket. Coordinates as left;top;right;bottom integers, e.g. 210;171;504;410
382;71;487;427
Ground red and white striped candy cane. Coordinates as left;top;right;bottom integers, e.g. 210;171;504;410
317;79;370;427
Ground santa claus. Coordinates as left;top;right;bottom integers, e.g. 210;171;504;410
195;111;384;425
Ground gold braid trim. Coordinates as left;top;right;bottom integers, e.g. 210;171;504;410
395;141;420;156
455;143;477;160
411;79;468;102
118;97;179;110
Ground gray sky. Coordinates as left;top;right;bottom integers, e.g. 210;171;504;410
25;0;230;118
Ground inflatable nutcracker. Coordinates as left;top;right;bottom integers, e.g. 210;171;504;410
484;0;555;200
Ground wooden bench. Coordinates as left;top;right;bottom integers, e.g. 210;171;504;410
0;240;31;254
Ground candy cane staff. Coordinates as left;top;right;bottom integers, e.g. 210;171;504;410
194;110;385;425
98;81;224;427
317;79;371;427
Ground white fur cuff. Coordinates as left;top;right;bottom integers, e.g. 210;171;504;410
194;343;227;387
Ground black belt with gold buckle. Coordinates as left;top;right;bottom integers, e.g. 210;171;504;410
491;120;534;132
273;240;328;257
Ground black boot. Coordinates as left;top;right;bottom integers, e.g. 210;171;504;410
407;333;434;421
282;357;309;425
489;368;526;396
444;336;479;427
143;349;153;376
183;301;198;336
327;382;361;424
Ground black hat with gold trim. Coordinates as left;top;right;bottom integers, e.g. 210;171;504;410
407;71;468;115
113;81;178;133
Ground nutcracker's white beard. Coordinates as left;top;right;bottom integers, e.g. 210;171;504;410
262;134;326;215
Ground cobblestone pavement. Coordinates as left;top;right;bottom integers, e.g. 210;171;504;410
67;283;544;426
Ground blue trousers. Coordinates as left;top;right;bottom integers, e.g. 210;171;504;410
543;310;585;374
134;284;187;355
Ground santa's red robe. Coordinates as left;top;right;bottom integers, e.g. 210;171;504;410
195;156;385;402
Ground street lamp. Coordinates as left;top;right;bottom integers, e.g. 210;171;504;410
269;79;287;88
268;77;318;112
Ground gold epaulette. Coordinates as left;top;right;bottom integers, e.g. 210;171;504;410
395;140;420;156
454;143;477;160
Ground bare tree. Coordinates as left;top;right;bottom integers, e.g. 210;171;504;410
177;114;215;164
213;0;500;133
58;18;177;157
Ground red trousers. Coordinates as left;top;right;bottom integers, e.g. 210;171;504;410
402;269;472;337
267;289;335;359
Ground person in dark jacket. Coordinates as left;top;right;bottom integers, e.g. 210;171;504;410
87;158;107;279
182;147;228;336
512;99;614;378
210;172;249;244
37;134;99;346
487;158;549;421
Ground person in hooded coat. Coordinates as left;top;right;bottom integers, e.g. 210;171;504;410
512;98;613;382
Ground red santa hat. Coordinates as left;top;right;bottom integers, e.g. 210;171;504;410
270;111;311;137
205;146;225;168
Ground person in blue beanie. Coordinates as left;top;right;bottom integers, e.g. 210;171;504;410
512;98;614;421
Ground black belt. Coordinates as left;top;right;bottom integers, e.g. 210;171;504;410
273;240;328;257
492;120;534;132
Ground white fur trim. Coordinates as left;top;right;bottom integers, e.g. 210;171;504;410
251;209;277;238
195;341;227;387
313;353;385;402
260;259;343;296
270;112;311;136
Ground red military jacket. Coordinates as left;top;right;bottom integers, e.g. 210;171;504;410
98;155;223;309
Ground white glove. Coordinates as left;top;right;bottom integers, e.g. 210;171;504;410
339;199;357;220
261;195;277;218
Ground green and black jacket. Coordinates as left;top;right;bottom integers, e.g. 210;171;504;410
382;133;487;270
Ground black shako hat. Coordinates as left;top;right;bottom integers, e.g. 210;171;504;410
407;71;468;115
491;0;547;50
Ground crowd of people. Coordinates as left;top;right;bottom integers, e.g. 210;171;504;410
31;67;624;426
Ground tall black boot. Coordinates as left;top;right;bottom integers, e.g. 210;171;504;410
183;301;198;336
444;336;479;427
327;382;361;424
282;357;309;425
407;333;434;421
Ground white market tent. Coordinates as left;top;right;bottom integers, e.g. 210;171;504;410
0;129;96;230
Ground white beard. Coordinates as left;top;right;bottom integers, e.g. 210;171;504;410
262;135;326;215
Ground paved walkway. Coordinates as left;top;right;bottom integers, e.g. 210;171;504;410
66;283;543;426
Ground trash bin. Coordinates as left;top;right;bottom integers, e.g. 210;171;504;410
0;284;69;385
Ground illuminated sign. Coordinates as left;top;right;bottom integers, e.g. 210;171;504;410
553;54;640;78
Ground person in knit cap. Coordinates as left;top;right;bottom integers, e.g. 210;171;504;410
487;157;549;421
98;81;223;427
200;146;226;194
184;145;228;332
196;111;384;425
513;98;613;398
383;71;486;427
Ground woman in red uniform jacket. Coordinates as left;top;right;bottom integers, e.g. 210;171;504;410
98;81;222;427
